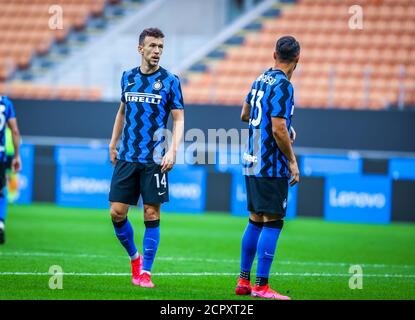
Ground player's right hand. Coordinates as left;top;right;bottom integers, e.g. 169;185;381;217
12;156;22;173
109;145;118;166
288;160;300;187
161;149;176;173
290;126;296;144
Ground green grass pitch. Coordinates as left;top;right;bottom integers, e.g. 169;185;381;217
0;204;414;300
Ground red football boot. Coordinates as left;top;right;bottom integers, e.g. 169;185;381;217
235;277;252;295
139;271;155;288
131;255;143;286
251;284;291;300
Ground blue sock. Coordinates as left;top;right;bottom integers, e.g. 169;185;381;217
256;220;284;281
0;190;6;223
240;219;263;278
142;220;160;273
113;218;138;258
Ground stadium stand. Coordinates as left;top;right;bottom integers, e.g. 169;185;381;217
2;0;235;102
0;0;116;100
181;0;415;109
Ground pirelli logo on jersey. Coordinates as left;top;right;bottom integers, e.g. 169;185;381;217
125;92;162;104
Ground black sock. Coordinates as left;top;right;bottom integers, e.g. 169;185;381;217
255;276;268;286
112;218;127;228
240;271;250;281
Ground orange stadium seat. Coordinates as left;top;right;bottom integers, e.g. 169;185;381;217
0;0;109;101
182;0;415;108
0;82;102;101
90;0;106;17
0;59;15;82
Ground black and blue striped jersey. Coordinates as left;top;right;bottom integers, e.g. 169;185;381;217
118;66;184;164
242;68;294;178
0;96;16;162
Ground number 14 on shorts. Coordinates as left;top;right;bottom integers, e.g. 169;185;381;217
154;173;167;189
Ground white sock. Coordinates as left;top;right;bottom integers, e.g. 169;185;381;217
140;270;151;276
130;252;139;261
0;221;4;230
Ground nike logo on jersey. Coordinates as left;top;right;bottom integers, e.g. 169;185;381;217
243;152;258;163
158;192;166;196
127;82;136;86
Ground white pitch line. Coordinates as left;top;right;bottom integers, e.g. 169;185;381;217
0;271;414;278
1;251;414;269
165;258;415;269
0;252;110;259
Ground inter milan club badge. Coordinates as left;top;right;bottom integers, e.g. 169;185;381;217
153;80;163;90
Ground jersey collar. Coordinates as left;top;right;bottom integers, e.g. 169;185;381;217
138;66;162;77
268;68;287;78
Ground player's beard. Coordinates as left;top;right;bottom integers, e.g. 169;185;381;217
150;60;159;67
148;55;159;68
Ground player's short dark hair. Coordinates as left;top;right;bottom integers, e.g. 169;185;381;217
275;36;300;63
139;28;165;45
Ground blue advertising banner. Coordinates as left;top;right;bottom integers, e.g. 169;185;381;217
389;158;415;180
324;175;391;224
286;183;298;219
230;173;247;216
15;144;34;204
55;146;113;209
56;164;113;209
231;172;297;219
301;155;362;176
56;145;109;165
215;150;242;174
163;165;207;214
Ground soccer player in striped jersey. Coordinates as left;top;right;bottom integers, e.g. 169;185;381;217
0;96;22;244
236;36;300;299
108;28;184;288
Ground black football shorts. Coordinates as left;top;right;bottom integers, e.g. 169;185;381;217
245;175;288;216
0;161;6;191
109;160;169;206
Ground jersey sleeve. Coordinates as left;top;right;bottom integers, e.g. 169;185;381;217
270;80;294;119
120;72;126;103
245;82;255;105
4;96;16;120
245;91;251;105
168;75;184;110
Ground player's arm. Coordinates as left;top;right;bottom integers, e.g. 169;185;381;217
241;101;250;122
7;118;21;173
109;102;125;166
161;109;184;173
272;118;299;186
270;81;299;186
290;126;296;143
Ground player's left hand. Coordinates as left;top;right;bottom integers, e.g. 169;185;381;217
12;156;22;173
290;126;296;144
161;150;176;173
288;159;300;187
109;145;118;166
